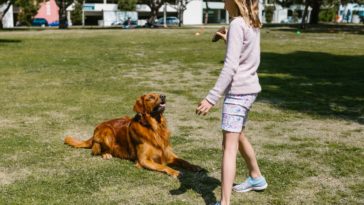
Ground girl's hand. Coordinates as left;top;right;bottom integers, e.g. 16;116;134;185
196;99;214;116
216;28;227;43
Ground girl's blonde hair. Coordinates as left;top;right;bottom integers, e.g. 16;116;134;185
226;0;262;28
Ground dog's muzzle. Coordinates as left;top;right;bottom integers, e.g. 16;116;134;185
152;94;166;114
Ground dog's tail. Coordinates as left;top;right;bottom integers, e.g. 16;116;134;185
64;135;93;149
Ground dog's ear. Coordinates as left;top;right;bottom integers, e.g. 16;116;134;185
133;95;145;113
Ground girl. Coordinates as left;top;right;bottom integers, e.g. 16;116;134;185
196;0;267;204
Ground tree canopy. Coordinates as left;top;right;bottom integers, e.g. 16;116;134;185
0;0;42;28
54;0;82;28
137;0;176;24
118;0;138;11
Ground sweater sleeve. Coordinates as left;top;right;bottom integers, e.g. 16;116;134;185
205;19;244;105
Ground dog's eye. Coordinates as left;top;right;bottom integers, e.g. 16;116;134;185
149;96;155;100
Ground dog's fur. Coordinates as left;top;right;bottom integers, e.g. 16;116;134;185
64;93;201;177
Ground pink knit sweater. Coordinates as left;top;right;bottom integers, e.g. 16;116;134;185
206;17;261;105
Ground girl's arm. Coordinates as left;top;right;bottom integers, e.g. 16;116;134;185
205;19;244;105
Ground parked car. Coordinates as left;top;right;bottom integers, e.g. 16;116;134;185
31;18;48;27
155;16;180;26
111;21;123;26
121;19;141;29
49;21;59;27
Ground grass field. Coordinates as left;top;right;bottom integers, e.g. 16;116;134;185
0;27;363;205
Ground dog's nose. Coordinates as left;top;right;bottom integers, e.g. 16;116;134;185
160;94;166;101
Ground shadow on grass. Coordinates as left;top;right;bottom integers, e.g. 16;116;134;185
170;170;220;205
0;39;22;43
259;51;364;123
264;23;364;34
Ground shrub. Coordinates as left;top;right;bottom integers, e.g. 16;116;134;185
265;6;275;23
319;8;336;22
71;1;83;25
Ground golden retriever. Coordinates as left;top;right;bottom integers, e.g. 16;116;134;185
64;93;201;177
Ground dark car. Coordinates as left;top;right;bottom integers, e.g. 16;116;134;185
32;18;48;27
49;21;59;27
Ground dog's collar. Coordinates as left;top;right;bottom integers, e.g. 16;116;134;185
133;113;148;126
133;112;162;125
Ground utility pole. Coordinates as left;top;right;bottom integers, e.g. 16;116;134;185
163;2;167;28
82;0;85;26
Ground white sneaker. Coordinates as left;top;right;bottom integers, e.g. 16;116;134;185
233;176;268;193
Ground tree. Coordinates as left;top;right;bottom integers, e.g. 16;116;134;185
309;0;323;24
0;0;41;28
275;0;323;24
204;0;209;24
137;0;175;26
54;0;82;29
176;0;190;26
300;0;310;27
118;0;137;11
17;0;40;26
54;0;72;29
265;5;275;23
70;0;82;25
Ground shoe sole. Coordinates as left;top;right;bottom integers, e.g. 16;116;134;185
233;183;268;193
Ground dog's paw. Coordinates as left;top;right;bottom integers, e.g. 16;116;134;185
170;170;181;179
135;162;142;169
177;171;184;179
102;153;113;160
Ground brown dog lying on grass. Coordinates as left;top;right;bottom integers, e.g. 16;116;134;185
64;93;201;178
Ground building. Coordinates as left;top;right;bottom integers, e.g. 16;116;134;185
66;0;213;26
261;0;312;23
35;0;59;26
4;0;361;28
338;3;364;23
0;3;14;28
1;0;57;28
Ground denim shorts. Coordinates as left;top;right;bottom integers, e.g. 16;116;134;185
221;93;257;133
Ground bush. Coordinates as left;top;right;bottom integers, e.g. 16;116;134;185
71;1;83;25
319;8;336;22
265;6;275;23
292;10;300;23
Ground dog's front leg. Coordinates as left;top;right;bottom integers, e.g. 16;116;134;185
136;144;180;178
138;158;181;178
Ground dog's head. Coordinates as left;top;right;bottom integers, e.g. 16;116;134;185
133;93;166;116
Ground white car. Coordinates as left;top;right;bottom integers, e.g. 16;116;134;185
156;17;180;25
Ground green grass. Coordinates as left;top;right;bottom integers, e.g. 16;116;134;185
0;27;363;204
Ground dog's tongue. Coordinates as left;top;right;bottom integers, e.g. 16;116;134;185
160;103;166;107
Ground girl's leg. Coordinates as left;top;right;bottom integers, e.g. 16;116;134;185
220;131;240;205
238;132;262;178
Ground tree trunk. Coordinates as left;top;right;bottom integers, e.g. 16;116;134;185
204;0;209;24
148;7;158;25
300;0;309;28
178;10;183;27
58;0;68;29
309;0;321;24
147;2;163;27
